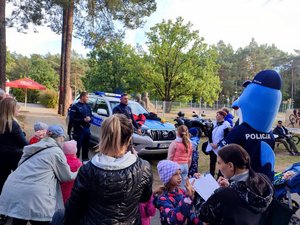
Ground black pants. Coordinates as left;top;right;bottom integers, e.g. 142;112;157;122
0;151;23;194
12;218;50;225
74;127;91;160
277;138;299;153
209;151;217;177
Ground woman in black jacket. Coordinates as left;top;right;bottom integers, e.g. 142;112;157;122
64;114;153;225
0;98;27;224
198;144;273;225
0;98;27;193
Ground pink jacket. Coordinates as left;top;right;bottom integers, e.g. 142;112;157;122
60;155;82;204
167;139;192;165
139;195;156;225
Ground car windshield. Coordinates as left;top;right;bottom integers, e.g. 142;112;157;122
110;101;148;115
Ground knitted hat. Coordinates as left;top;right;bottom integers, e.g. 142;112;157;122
47;125;65;138
62;140;77;155
189;127;199;137
34;122;48;132
157;160;180;185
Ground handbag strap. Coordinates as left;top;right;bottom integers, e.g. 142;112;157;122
19;146;52;166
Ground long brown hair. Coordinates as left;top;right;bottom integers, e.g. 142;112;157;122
98;114;133;157
218;144;271;196
177;125;190;153
0;98;18;134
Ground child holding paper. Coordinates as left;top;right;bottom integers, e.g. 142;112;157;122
154;160;201;225
198;144;274;225
168;125;192;188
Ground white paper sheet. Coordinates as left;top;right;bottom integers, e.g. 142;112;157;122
190;173;219;201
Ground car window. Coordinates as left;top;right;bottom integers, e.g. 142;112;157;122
94;98;109;115
88;97;96;110
110;101;148;115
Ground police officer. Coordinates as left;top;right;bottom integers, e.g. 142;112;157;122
113;93;141;134
69;92;92;161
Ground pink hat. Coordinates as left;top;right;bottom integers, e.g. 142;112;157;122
157;160;180;185
62;140;77;155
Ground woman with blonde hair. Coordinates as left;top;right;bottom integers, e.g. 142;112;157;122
0;98;27;194
0;98;27;224
64;114;153;225
168;124;192;188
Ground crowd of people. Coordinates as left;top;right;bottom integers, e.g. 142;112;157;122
0;85;298;225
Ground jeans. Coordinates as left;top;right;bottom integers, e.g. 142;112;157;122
179;163;189;189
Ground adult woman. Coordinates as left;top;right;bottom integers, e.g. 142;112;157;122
198;144;274;225
206;110;230;176
64;114;153;225
0;98;27;193
0;125;77;225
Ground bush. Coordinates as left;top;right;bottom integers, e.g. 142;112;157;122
39;90;58;108
12;89;39;103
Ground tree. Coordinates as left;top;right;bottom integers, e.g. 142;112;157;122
5;0;157;115
84;38;147;94
0;0;5;89
145;17;220;110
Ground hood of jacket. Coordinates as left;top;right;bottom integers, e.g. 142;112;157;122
91;151;137;170
230;180;273;213
20;137;59;163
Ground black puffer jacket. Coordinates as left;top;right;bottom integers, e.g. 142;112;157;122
64;157;153;225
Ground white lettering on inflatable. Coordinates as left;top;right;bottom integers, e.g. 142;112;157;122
245;133;271;140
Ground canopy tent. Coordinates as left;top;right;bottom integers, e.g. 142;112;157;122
6;78;46;109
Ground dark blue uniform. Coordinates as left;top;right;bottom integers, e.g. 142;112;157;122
112;103;139;129
219;122;275;180
69;102;93;160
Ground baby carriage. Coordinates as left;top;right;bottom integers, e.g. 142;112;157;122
273;162;300;224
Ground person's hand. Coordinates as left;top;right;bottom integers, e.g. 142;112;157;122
137;129;142;135
283;171;296;180
193;173;201;179
211;143;218;149
185;178;196;199
84;116;91;122
217;176;229;187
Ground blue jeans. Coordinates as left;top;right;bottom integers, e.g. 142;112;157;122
179;163;189;190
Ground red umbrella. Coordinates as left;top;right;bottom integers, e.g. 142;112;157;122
6;78;46;109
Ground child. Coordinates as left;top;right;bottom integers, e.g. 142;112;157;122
29;122;48;144
168;125;192;188
188;128;200;177
60;140;82;204
154;160;200;225
139;195;156;225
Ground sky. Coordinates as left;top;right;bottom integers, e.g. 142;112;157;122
6;0;300;57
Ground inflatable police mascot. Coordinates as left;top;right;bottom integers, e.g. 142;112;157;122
219;70;282;180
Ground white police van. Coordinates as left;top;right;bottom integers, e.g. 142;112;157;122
68;92;176;155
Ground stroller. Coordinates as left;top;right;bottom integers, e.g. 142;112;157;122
273;162;300;224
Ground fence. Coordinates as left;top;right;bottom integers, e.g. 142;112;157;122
150;100;291;120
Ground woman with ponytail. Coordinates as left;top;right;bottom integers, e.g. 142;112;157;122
64;114;153;225
168;125;192;189
198;144;274;225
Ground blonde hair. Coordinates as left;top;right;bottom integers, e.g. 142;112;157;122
98;114;133;157
177;125;190;153
0;98;19;134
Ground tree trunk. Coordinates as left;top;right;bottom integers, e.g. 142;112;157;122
58;8;67;115
62;0;74;116
0;0;6;90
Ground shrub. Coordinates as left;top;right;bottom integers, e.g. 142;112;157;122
39;90;58;108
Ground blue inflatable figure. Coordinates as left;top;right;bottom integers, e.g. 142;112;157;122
219;70;282;180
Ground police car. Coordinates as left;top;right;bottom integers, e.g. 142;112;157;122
67;92;176;155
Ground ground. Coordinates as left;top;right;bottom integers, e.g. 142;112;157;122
5;103;300;225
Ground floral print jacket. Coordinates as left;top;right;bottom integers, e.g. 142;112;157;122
154;188;201;225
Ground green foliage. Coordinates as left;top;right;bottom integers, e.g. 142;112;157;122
12;89;39;104
145;17;221;104
39;89;58;108
84;38;148;93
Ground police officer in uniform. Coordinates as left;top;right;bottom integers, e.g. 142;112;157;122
113;93;141;135
70;92;93;161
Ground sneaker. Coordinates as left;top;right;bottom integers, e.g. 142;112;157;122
294;152;300;156
0;215;8;225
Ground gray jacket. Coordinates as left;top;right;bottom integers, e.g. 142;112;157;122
0;137;77;221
